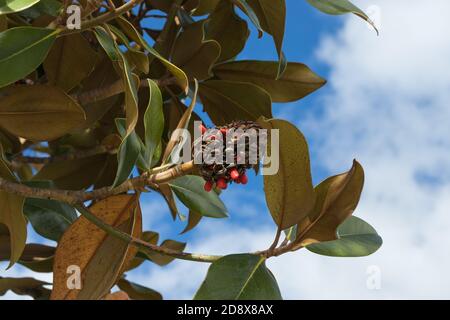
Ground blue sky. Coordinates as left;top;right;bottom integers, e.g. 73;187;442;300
5;0;450;300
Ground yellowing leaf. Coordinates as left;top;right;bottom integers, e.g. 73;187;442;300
51;194;142;300
0;157;26;268
259;118;315;229
200;80;272;125
0;85;86;141
44;33;98;92
296;160;365;246
214;60;326;102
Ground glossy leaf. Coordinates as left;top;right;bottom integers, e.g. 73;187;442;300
169;175;228;218
296;160;365;245
172;20;220;80
247;0;286;76
259;118;315;229
0;27;57;88
205;1;249;62
194;254;282;300
0;85;86;141
200;80;272;125
143;79;164;169
51;194;142;300
112;119;141;187
117;278;163;300
0;157;26;268
214;60;326;103
44;33;98;91
306;216;382;257
0;0;40;14
306;0;378;34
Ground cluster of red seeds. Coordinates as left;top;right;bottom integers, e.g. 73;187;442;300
196;123;257;192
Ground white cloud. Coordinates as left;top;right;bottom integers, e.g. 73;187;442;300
136;0;450;300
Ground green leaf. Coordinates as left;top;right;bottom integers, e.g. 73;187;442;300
94;26;120;61
0;156;26;268
199;80;272;125
306;216;382;257
194;254;282;300
258;118;315;229
214;60;326;102
233;0;263;34
0;85;86;141
205;1;249;62
143;79;164;169
117;278;162;300
172;20;220;80
23;181;77;242
306;0;378;34
0;27;57;88
44;33;98;92
169;175;228;218
0;0;40;15
247;0;287;77
112;119;141;187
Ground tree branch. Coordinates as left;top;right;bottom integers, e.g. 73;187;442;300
75;204;221;263
0;161;195;205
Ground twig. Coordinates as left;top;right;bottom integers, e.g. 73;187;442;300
0;161;195;205
75;204;221;263
59;0;144;35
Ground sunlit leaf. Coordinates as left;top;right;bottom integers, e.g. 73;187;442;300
259;118;315;229
0;0;40;15
51;194;142;300
214;60;326;102
0;27;57;87
199;80;272;125
306;0;378;34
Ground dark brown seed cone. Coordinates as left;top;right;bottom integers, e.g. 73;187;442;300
193;121;264;184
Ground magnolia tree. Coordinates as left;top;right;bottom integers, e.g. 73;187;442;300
0;0;382;300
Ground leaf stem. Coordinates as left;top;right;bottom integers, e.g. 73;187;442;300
75;204;221;263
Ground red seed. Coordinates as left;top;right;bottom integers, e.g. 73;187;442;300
199;124;207;134
220;128;227;135
216;178;228;190
239;173;248;185
229;168;239;180
204;181;213;192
